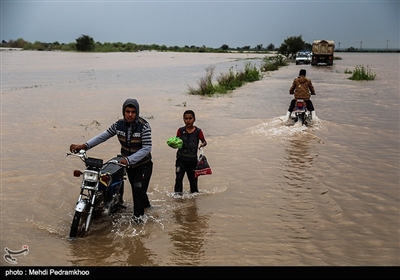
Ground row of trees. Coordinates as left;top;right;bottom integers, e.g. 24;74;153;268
1;34;311;56
1;35;279;53
2;35;398;56
7;35;391;56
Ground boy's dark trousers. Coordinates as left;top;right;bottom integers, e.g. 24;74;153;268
174;158;198;193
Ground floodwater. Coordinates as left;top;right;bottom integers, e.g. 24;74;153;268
0;51;399;268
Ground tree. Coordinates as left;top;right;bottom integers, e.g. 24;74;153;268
32;41;45;50
266;43;275;51
75;34;95;51
14;38;28;48
221;44;229;50
159;44;167;52
346;47;357;52
278;35;306;58
303;42;312;50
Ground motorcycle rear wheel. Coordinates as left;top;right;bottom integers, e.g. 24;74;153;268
69;210;88;239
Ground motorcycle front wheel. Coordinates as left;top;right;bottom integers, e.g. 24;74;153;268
69;210;88;239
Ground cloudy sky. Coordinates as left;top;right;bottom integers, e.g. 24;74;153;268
1;0;399;50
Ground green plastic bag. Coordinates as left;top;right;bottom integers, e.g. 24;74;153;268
167;136;183;149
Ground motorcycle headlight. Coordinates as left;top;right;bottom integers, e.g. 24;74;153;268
83;170;99;182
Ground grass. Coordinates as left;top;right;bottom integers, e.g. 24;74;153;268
346;65;376;80
261;54;288;71
187;62;262;95
344;68;352;74
187;54;288;96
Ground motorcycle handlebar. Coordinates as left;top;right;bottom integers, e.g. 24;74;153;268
66;149;86;158
107;159;127;167
66;151;127;167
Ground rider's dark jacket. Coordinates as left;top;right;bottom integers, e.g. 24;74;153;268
85;99;152;168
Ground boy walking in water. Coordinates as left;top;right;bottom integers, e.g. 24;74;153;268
174;110;207;194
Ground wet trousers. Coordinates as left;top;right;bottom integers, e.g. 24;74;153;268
126;160;153;217
174;158;199;193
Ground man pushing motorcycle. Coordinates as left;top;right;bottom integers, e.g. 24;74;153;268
70;98;153;224
285;69;316;121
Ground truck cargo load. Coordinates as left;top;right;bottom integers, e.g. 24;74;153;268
311;40;335;66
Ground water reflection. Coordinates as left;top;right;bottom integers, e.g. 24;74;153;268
125;235;156;266
169;198;209;266
68;219;156;266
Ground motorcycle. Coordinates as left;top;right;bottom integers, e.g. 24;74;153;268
287;99;312;126
66;150;126;239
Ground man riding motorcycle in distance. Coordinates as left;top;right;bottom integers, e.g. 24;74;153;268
286;69;316;121
69;98;153;224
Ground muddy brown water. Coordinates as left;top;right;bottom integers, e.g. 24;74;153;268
1;51;399;267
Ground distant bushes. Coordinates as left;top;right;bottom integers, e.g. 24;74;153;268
2;37;274;53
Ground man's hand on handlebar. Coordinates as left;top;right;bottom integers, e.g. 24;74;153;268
69;144;87;153
119;157;128;166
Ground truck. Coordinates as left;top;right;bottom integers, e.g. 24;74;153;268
311;40;335;66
